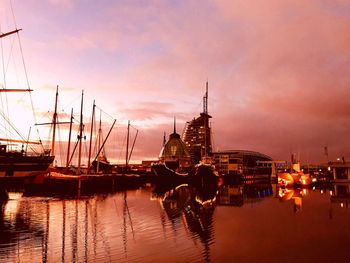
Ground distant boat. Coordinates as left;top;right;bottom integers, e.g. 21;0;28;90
0;28;54;180
278;161;317;188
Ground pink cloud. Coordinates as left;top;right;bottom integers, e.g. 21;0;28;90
3;0;350;163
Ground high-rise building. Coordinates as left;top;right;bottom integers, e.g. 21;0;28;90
182;82;212;165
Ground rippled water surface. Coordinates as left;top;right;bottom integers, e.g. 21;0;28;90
1;183;350;262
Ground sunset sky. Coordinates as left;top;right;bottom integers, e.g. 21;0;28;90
1;0;350;164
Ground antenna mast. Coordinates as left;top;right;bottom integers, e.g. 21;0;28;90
203;81;208;114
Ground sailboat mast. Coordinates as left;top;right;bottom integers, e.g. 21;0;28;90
92;119;116;165
77;90;84;175
66;108;73;169
125;120;130;171
87;100;95;173
51;85;59;157
128;129;138;163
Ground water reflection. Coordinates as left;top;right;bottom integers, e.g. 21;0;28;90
154;182;218;262
216;183;273;207
0;193;45;260
1;182;350;262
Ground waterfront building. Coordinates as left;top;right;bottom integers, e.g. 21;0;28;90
182;82;212;165
212;150;273;176
158;122;192;172
329;161;350;182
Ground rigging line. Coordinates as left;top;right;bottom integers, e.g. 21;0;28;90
0;25;9;142
9;0;18;29
129;124;138;131
12;23;43;149
94;105;115;120
0;109;37;152
118;133;126;164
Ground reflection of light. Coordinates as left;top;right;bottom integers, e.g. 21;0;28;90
312;178;317;183
328;166;331;171
175;184;188;190
319;169;322;172
330;191;333;196
312;186;315;190
321;189;324;194
337;158;340;161
4;192;23;220
195;195;216;206
303;189;307;195
341;203;344;208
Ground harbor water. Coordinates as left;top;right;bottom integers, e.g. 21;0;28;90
0;183;350;262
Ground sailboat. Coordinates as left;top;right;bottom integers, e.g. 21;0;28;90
0;27;54;179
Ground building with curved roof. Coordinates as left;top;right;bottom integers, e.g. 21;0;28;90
159;122;191;172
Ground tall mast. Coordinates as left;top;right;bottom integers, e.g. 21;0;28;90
87;100;95;173
125;120;130;172
203;81;208;114
51;85;59;157
98;110;102;154
66;108;73;169
128;129;138;163
77;90;84;175
91;119;116;166
203;82;208;157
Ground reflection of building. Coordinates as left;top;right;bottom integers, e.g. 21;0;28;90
330;184;350;206
217;183;273;207
213;150;272;179
329;162;350;182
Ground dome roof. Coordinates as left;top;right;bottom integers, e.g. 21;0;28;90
159;131;190;159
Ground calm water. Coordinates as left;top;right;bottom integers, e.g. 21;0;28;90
1;183;350;263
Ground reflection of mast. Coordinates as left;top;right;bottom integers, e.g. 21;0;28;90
84;200;88;263
123;192;127;258
122;191;135;259
43;200;49;263
71;200;78;262
62;201;66;262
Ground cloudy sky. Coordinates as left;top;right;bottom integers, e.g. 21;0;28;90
1;0;350;164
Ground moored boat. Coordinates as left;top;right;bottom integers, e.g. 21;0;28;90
0;23;54;180
278;162;317;188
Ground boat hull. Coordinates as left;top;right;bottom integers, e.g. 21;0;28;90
151;163;190;183
0;153;54;178
192;163;219;187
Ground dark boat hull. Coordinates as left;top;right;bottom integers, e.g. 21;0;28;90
151;163;190;183
192;163;219;187
0;153;54;178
